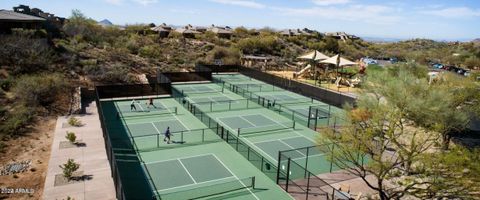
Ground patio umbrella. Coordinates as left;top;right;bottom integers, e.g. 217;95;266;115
297;50;329;61
320;54;356;66
321;54;357;80
297;50;329;84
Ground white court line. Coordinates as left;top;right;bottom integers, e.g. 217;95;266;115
156;176;236;193
178;159;197;184
254;136;305;145
151;122;161;134
241;138;278;162
238;116;257;127
144;153;214;165
135;101;145;112
157;101;191;131
212;154;260;200
278;140;306;157
292;153;325;161
128;118;182;125
261;114;315;142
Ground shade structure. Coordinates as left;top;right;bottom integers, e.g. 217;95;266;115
297;50;329;61
320;55;357;66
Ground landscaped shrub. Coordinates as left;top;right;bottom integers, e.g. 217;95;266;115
68;117;82;127
59;159;80;180
65;131;76;143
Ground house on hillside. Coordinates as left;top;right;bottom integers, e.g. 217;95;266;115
186;24;207;33
325;32;359;41
151;23;172;38
208;24;233;39
175;26;200;38
278;28;315;37
10;4;65;35
0;9;46;33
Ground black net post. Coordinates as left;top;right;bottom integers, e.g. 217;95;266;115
330;143;335;172
304;147;310;178
276;152;282;184
285;158;291;192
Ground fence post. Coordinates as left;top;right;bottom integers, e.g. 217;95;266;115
202;129;205;142
157;134;159;148
276;152;282;184
304;147;309;178
285;158;291;192
306;172;311;200
330;143;335;172
181;131;184;143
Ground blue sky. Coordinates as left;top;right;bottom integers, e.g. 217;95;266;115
1;0;479;40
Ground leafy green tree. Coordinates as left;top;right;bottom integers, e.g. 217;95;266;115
64;10;100;42
325;64;480;199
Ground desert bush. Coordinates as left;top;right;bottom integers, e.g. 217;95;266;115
138;44;163;58
0;35;55;74
236;36;281;55
0;105;35;137
59;159;80;180
206;46;240;65
63;10;105;45
14;74;69;107
68;117;82;127
85;63;137;84
0;77;14;92
233;27;250;38
65;131;76;143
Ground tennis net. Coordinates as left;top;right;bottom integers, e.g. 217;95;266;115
180;88;224;95
118;107;178;119
273;97;313;106
157;176;256;200
237;121;295;136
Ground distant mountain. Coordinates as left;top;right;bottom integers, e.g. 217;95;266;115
98;19;113;27
362;37;404;43
472;38;480;43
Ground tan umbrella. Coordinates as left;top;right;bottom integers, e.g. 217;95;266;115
320;54;357;66
297;50;329;61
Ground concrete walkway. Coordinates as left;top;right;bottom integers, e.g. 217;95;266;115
43;102;116;200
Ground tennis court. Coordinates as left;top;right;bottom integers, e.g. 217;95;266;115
100;96;293;200
174;83;224;95
145;154;259;199
208;109;330;171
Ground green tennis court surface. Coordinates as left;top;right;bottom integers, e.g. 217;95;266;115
215;74;347;129
100;97;292;200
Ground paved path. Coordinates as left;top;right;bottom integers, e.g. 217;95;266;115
43;102;116;200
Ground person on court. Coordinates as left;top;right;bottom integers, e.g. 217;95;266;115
164;127;171;144
130;99;137;111
147;98;157;109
